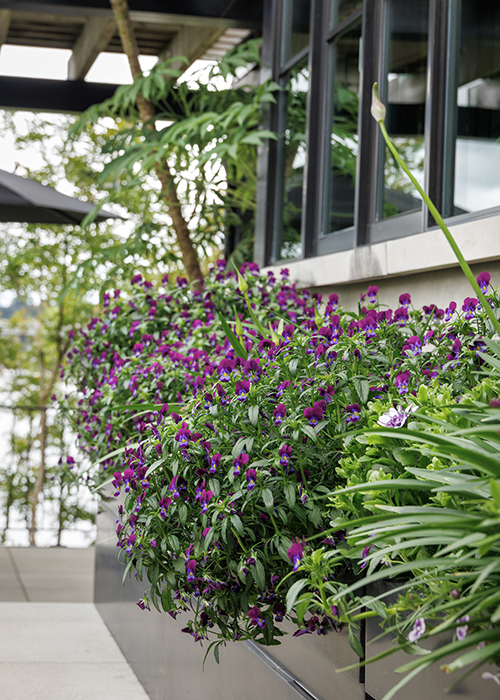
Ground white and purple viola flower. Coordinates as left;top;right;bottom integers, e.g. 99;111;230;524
408;617;426;643
377;403;417;428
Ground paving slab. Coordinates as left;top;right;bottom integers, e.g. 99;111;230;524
0;548;26;601
0;603;150;700
6;547;95;602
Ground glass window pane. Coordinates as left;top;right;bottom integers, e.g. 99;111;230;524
330;0;362;29
449;0;500;216
324;22;361;235
275;57;309;261
282;0;311;65
380;0;429;220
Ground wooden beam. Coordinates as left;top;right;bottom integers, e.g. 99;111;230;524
67;16;115;80
0;9;12;47
160;24;226;72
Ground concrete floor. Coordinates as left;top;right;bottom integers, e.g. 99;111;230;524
0;547;150;700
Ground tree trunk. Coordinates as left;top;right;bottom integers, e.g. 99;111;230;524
2;473;14;544
28;406;47;546
109;0;203;284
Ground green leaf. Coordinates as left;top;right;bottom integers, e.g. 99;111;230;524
286;578;308;613
230;514;245;537
218;313;247;359
490;479;500;509
296;593;314;624
161;587;173;612
348;625;364;658
284;483;296;509
248;405;259;427
253;559;266;589
301;425;318;443
262;488;274;510
354;377;369;404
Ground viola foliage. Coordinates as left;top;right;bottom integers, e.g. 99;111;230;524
66;263;500;663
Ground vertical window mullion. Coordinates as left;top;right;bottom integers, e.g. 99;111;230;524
303;0;327;258
356;0;383;245
255;0;284;268
424;0;450;228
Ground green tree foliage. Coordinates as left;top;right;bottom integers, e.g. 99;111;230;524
69;40;279;272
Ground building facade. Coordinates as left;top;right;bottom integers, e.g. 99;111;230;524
255;0;500;309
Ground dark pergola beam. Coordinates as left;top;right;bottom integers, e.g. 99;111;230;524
0;1;262;26
0;75;120;113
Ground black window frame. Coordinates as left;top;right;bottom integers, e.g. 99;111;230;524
254;0;500;270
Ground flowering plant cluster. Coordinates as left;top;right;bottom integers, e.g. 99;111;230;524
66;263;499;657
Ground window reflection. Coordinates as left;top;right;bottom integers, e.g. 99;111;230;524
380;0;428;220
324;23;361;235
447;0;500;216
330;0;362;29
282;0;311;65
275;59;309;261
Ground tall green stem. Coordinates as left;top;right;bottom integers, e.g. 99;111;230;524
372;83;500;337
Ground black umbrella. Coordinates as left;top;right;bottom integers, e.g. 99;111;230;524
0;168;122;224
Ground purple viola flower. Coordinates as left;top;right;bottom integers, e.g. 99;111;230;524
399;293;411;309
358;315;378;337
287;537;305;571
477;271;491;294
472;338;487;358
248;605;266;629
208;453;221;475
112;471;123;496
377;403;417;428
235;380;251;401
126;532;136;555
175;428;191;447
303;400;327;426
169;476;180;499
408;617;426;642
345;404;361;424
159;496;172;518
456;615;470;641
246;468;257;491
199;489;213;514
186;559;197;582
445;301;457;321
367;285;378;304
403;335;422;357
273;603;286;622
243;359;262;381
462;297;478;320
328;293;339;310
217;358;236;382
393;307;408;326
131;274;142;284
273;403;286;426
279;444;292;468
283;324;294;342
394;370;411;395
232;452;249;476
123;468;135;493
276;380;291;398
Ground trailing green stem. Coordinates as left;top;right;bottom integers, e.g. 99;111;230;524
372;82;500;337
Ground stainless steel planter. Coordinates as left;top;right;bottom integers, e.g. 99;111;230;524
95;503;493;700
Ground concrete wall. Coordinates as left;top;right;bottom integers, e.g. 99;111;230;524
264;211;500;311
